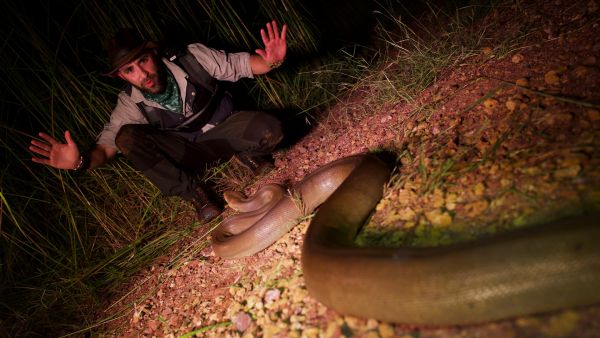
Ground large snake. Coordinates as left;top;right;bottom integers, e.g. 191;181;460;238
211;154;600;325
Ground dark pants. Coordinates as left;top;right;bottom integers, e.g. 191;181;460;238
114;111;283;200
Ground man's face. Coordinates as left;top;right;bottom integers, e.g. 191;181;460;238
117;51;166;94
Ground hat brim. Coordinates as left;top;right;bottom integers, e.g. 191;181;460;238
103;41;160;77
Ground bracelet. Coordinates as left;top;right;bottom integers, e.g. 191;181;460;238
267;58;284;69
73;155;85;171
73;153;90;172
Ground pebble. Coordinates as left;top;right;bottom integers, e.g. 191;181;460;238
505;99;519;111
483;98;499;109
511;53;525;63
481;46;493;55
378;323;396;338
233;311;253;332
515;77;529;87
544;70;560;85
264;288;281;303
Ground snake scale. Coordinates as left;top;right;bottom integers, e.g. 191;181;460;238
211;154;600;325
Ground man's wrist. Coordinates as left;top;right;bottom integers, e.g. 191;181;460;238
73;153;90;171
267;58;284;69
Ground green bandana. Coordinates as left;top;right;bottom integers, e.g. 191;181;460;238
142;69;182;113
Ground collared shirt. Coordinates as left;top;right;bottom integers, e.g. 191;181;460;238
96;43;254;149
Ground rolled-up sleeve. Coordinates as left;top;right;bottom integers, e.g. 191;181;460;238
96;92;147;149
187;43;253;82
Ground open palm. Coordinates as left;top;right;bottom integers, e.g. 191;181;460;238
255;20;287;66
30;131;80;169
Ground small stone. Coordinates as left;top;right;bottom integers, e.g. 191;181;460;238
481;46;493;55
233;311;252;332
424;209;453;227
246;295;260;309
463;200;489;218
544;70;560;85
397;207;416;221
263;324;281;337
573;66;588;78
483;98;499;109
264;288;281;303
516;77;529;87
445;193;458;211
303;327;320;338
505;99;519;111
378;323;396;338
511;53;525;63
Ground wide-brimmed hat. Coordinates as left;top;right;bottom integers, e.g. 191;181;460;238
104;28;159;77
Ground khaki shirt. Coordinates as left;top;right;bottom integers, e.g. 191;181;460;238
96;43;254;149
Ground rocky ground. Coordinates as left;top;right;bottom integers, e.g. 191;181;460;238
97;0;600;337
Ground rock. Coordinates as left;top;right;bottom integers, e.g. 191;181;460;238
544;70;560;85
463;200;490;218
483;98;499;109
511;53;525;63
573;66;588;78
397;207;417;221
264;289;281;303
424;209;452;227
445;193;458;211
378;323;396;338
506;99;519;111
516;77;529;87
233;311;252;332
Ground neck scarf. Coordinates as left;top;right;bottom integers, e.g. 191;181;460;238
142;69;182;113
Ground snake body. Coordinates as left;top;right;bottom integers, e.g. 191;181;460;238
212;154;600;325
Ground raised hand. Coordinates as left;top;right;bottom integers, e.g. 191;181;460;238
255;20;287;67
30;131;81;170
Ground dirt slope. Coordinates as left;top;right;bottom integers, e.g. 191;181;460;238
99;0;600;336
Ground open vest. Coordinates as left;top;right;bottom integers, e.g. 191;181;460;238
125;49;233;132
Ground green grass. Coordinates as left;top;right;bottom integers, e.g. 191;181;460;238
0;0;362;335
0;0;508;335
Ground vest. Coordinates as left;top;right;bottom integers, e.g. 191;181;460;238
125;49;233;132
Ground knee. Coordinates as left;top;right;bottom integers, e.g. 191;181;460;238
248;113;283;149
262;118;283;148
115;124;150;155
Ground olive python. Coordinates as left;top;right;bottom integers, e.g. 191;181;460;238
211;154;600;325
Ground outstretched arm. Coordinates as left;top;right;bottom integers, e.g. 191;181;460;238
250;20;287;75
30;131;117;171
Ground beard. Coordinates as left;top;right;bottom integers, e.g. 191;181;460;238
136;60;168;95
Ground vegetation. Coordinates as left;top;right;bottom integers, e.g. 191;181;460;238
0;0;377;335
0;0;503;335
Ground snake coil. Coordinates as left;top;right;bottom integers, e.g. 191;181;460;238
212;154;600;325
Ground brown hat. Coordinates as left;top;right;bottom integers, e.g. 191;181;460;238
104;28;159;77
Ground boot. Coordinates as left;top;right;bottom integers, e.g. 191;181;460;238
191;185;222;224
231;153;275;176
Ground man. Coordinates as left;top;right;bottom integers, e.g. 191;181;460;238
29;21;287;223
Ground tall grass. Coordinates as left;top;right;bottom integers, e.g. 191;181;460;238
0;0;372;335
0;0;500;335
347;0;498;107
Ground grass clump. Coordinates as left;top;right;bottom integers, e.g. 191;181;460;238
0;0;509;335
0;0;370;335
